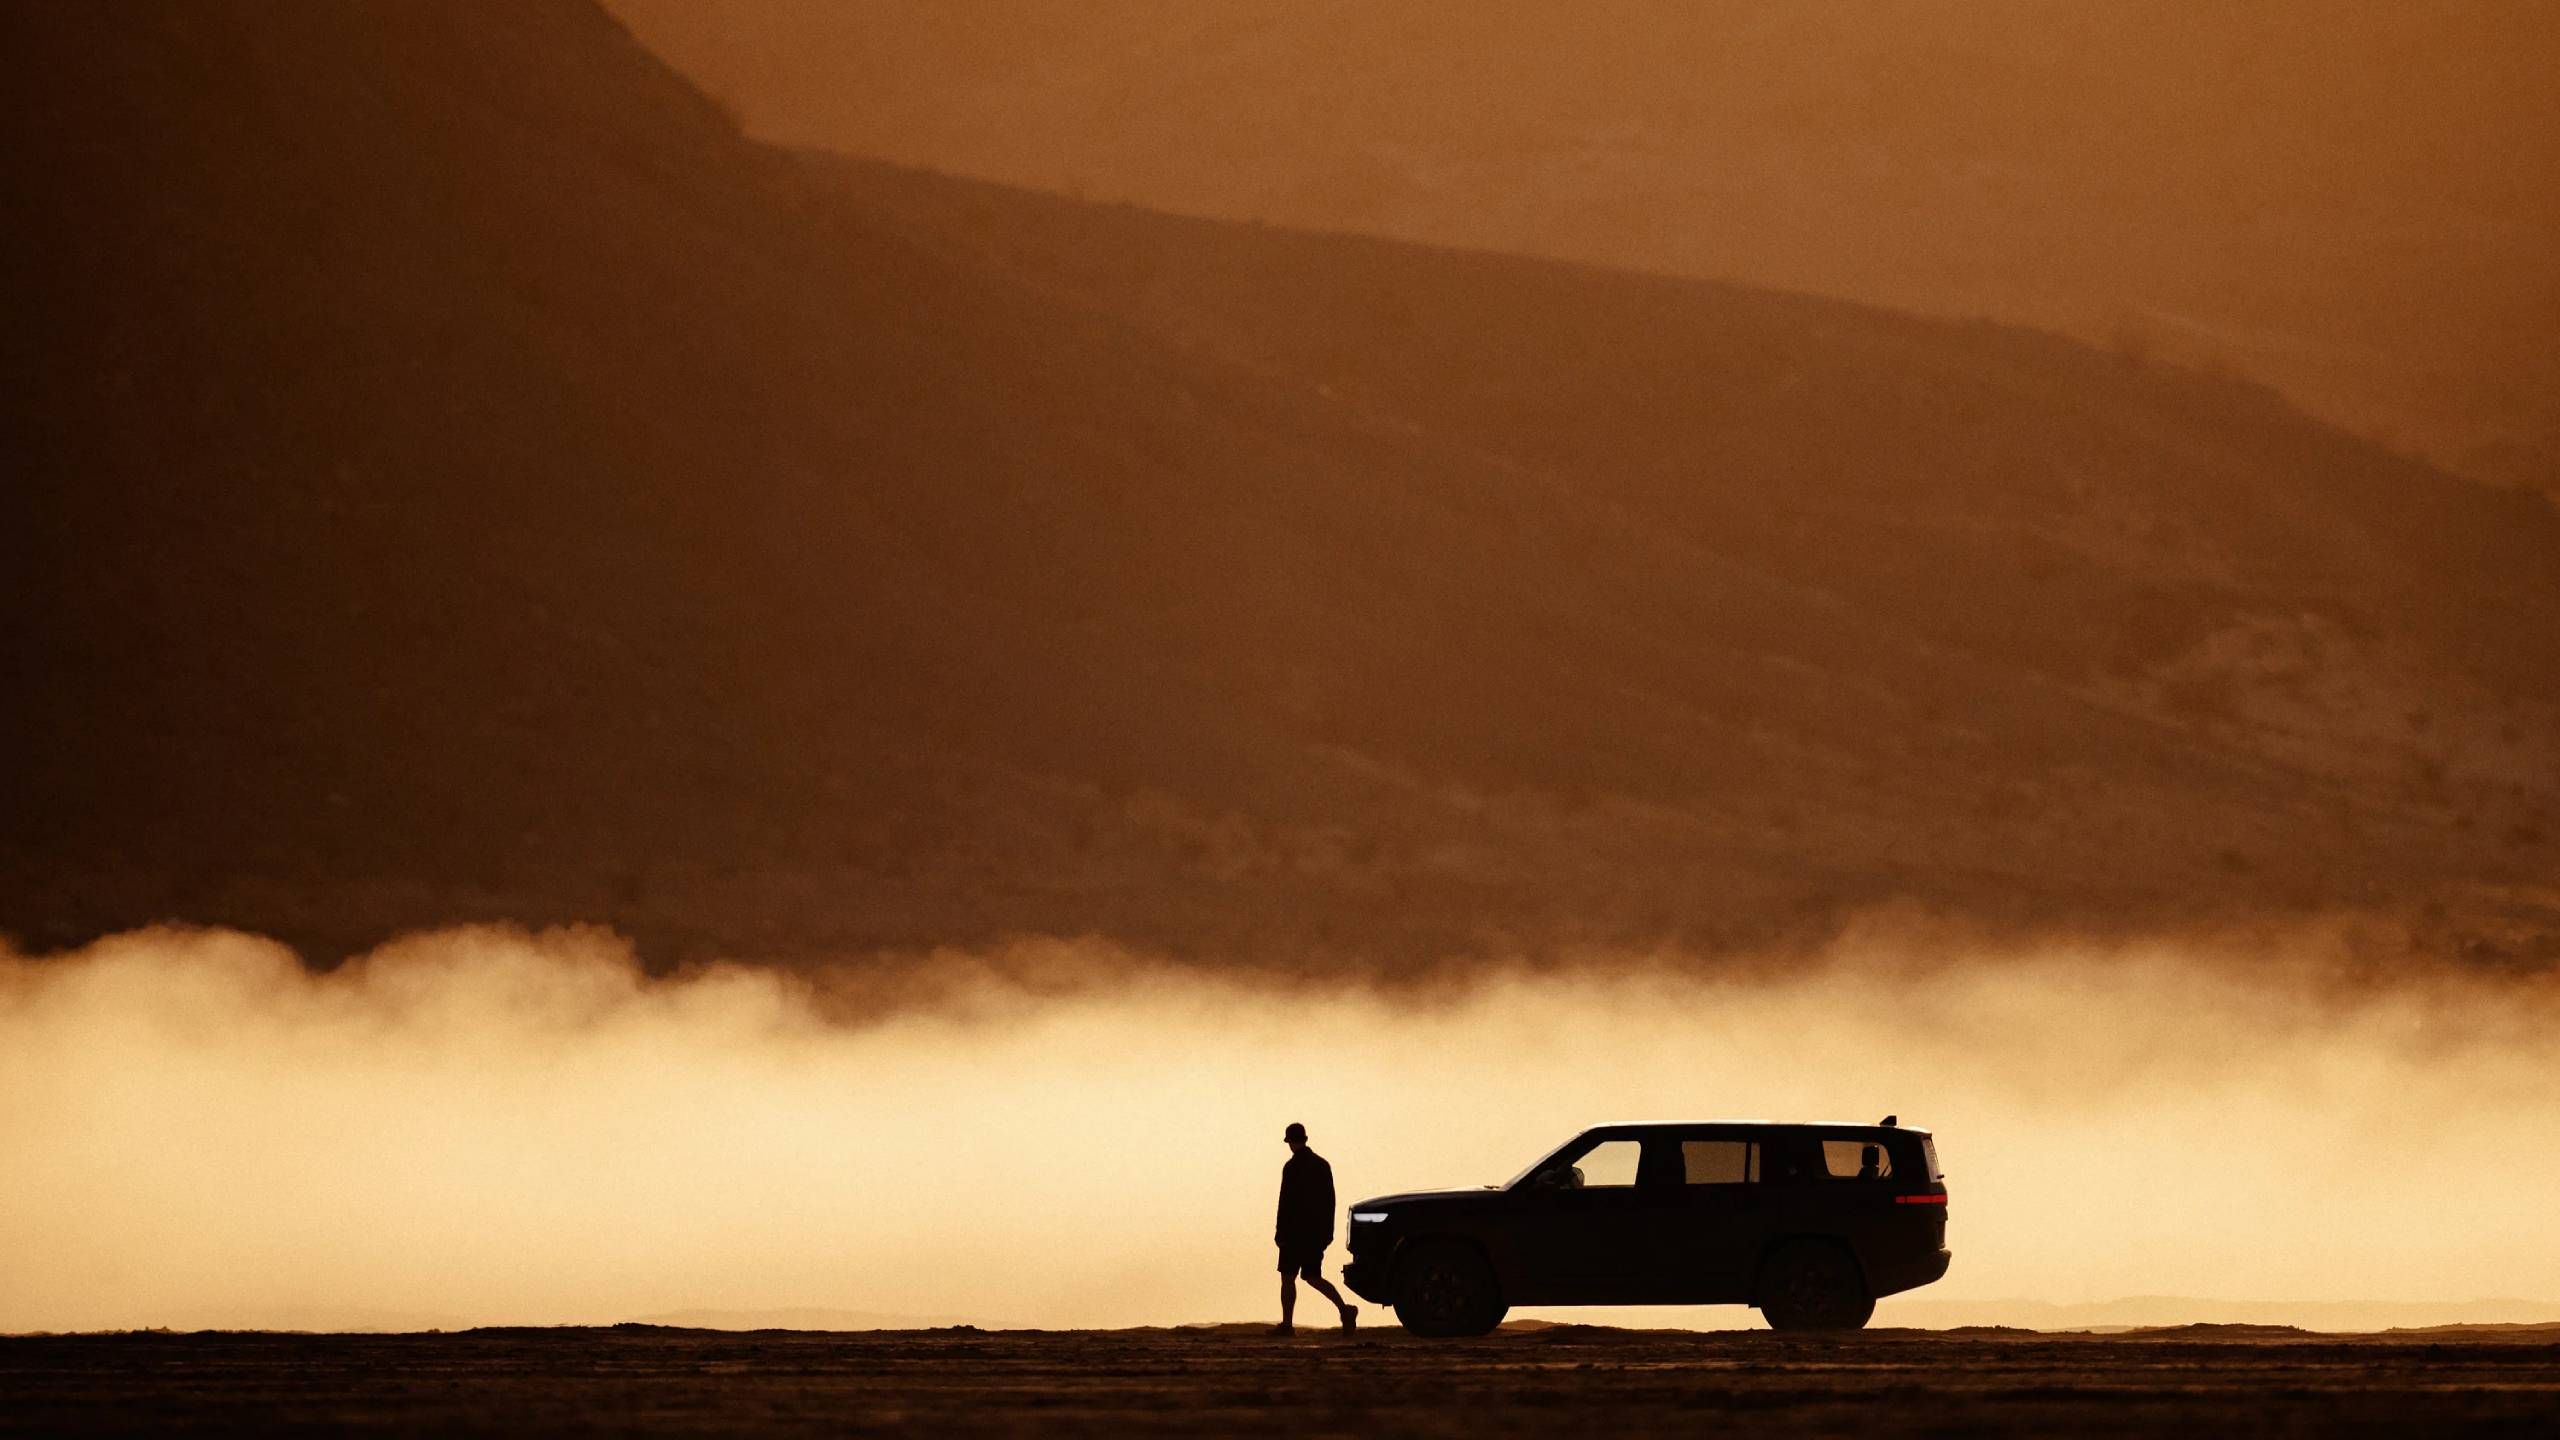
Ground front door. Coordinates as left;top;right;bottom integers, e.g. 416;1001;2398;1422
1505;1135;1653;1302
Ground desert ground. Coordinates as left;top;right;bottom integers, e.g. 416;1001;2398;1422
5;1325;2558;1436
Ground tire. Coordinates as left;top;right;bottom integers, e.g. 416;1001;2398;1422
1392;1241;1507;1337
1757;1241;1875;1332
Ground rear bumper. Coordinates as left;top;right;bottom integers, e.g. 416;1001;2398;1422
1867;1246;1952;1299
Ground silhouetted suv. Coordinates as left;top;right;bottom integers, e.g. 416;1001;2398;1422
1341;1120;1949;1334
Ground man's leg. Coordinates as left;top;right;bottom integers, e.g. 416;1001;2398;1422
1279;1268;1297;1330
1302;1271;1356;1323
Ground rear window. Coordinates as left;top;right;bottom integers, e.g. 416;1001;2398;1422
1818;1138;1893;1180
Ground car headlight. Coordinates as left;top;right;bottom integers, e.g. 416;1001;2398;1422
1350;1211;1388;1223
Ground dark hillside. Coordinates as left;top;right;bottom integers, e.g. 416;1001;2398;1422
5;2;2554;964
612;0;2560;493
835;162;2560;957
845;162;2560;714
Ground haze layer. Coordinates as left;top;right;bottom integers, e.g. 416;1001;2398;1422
5;923;2556;1332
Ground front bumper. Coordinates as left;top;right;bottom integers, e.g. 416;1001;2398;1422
1341;1254;1393;1305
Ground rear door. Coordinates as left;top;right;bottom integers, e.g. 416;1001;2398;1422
1645;1131;1764;1301
1763;1129;1934;1289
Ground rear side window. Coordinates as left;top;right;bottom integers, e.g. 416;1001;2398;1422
1680;1139;1758;1185
1922;1134;1942;1179
1819;1138;1892;1180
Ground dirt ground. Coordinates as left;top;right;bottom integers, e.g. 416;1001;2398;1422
5;1324;2559;1436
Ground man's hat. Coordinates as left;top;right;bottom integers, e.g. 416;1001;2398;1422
1283;1121;1308;1143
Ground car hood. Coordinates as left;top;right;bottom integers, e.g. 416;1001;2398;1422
1351;1187;1501;1210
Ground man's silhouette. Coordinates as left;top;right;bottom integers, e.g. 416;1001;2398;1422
1273;1121;1356;1334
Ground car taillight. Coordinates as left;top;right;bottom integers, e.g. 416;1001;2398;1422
1894;1193;1948;1205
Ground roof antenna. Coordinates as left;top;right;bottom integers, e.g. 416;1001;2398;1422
1879;1114;1898;1127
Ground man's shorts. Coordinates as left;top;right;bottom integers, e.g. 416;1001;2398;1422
1276;1243;1328;1279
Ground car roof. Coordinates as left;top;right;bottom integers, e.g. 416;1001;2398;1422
1581;1119;1932;1136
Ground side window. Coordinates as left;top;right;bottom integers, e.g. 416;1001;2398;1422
1562;1139;1643;1189
1761;1139;1818;1185
1819;1139;1893;1180
1681;1139;1757;1185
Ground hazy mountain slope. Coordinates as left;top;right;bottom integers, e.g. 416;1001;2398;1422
5;1;2553;964
0;0;1502;950
835;161;2560;943
609;0;2560;491
844;163;2560;713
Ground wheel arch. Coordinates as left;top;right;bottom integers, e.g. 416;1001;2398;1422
1748;1232;1868;1305
1391;1231;1508;1306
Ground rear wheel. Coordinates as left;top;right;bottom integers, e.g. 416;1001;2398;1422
1392;1241;1506;1337
1757;1241;1874;1332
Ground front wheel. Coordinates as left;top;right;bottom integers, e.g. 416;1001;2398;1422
1392;1241;1506;1337
1757;1241;1875;1332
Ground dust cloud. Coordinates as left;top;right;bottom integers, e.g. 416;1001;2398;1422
4;922;2555;1333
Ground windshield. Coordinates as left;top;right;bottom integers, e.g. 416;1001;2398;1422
1501;1133;1589;1189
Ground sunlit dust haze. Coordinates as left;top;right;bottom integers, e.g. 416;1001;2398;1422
6;924;2555;1334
